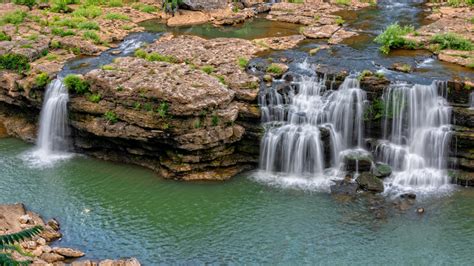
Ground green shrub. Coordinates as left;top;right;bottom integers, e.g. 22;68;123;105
134;48;147;59
82;30;101;44
201;65;214;74
50;39;61;49
0;32;11;41
211;115;219;126
266;64;284;75
88;93;101;103
1;10;27;25
63;74;90;94
447;0;474;7
146;52;178;63
335;16;345;26
374;23;415;54
13;0;37;10
73;5;102;18
27;34;38;41
0;54;30;72
143;102;153;112
104;111;118;124
50;0;73;13
105;13;129;20
108;0;123;7
132;3;157;13
156;102;168;118
83;0;106;6
237;57;248;69
77;21;99;30
35;72;49;88
45;54;58;61
51;27;75;37
358;70;373;80
431;33;474;51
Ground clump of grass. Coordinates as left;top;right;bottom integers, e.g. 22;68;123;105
13;0;37;10
430;33;474;51
156;102;168;118
63;74;90;94
134;48;147;59
358;70;373;80
104;111;118;124
132;3;157;13
0;32;11;41
266;63;284;75
88;93;101;103
82;30;101;44
50;40;61;49
51;27;75;37
108;0;123;7
335;16;345;26
237;57;249;69
35;72;50;88
78;21;100;30
374;23;416;54
101;65;115;70
0;54;30;73
335;0;351;5
211;115;219;126
72;5;102;18
146;52;178;63
446;0;474;7
1;10;28;25
45;54;58;61
105;13;129;20
50;0;74;13
201;65;215;74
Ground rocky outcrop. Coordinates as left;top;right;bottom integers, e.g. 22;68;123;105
181;0;228;11
68;35;264;180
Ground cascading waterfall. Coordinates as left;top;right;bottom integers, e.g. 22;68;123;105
376;81;452;191
257;63;368;189
23;79;72;166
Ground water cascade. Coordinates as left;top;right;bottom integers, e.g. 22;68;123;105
258;66;367;189
23;79;71;166
377;82;452;191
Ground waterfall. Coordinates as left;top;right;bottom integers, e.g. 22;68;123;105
23;79;72;166
377;81;452;191
256;67;367;190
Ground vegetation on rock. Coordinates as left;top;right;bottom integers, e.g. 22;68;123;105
374;23;416;54
64;74;90;94
0;225;43;265
430;33;474;51
0;54;30;73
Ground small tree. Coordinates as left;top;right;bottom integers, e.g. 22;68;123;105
163;0;182;16
0;226;43;265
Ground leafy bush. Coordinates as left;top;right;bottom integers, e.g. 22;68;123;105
237;57;248;69
50;0;73;13
0;226;43;265
0;54;30;72
447;0;474;7
105;13;130;20
0;32;11;41
1;10;27;25
73;5;102;18
88;93;101;103
431;33;474;51
374;23;415;54
134;48;147;59
78;21;99;30
13;0;37;10
82;30;101;44
146;52;178;63
51;27;75;36
201;65;215;74
35;72;50;88
63;74;90;94
266;64;284;75
133;3;157;13
104;111;118;124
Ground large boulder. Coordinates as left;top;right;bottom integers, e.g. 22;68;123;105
180;0;228;11
372;163;392;178
356;172;384;193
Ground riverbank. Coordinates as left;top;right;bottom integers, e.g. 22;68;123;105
0;203;140;265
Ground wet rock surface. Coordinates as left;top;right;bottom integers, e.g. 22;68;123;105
356;172;384;193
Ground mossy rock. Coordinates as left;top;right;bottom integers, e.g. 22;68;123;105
343;153;373;172
356;172;384;193
373;163;392;178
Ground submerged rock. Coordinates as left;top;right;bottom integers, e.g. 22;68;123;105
356;172;384;193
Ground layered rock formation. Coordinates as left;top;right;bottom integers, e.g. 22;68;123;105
68;35;268;180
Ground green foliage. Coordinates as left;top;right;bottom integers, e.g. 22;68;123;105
45;54;58;61
374;23;415;54
162;0;181;13
108;0;123;7
27;34;38;41
146;52;178;63
88;93;101;103
50;0;73;13
266;64;284;75
1;10;28;25
101;65;115;70
104;111;118;124
13;0;37;10
446;0;474;7
63;74;90;94
105;13;129;20
431;33;474;51
335;16;345;26
237;57;248;69
211;114;219;126
134;48;147;59
201;65;215;74
78;21;100;30
132;3;158;13
364;98;385;121
288;0;304;3
214;74;226;85
50;39;61;49
0;226;43;265
51;27;75;37
0;32;11;41
35;72;50;88
82;30;101;44
0;54;30;73
143;102;153;112
335;0;350;5
358;70;373;80
156;102;168;118
193;119;201;128
72;5;102;18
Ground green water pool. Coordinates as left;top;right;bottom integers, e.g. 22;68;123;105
1;138;473;264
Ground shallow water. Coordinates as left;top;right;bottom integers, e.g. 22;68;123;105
1;138;473;264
